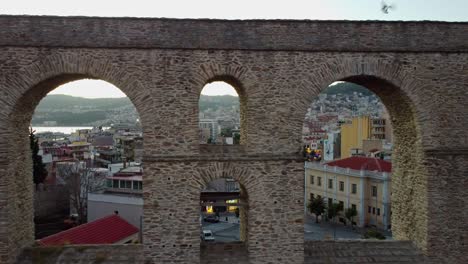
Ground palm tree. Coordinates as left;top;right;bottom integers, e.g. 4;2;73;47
308;196;326;223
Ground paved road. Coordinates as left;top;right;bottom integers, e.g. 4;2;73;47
304;214;393;240
202;218;240;242
202;214;392;242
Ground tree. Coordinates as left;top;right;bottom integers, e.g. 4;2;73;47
220;127;233;137
30;128;47;186
307;196;326;223
233;133;240;145
58;162;106;224
327;202;343;223
345;207;358;229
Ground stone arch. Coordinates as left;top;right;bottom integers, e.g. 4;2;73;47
191;162;252;242
295;58;429;250
7;53;154;126
295;57;422;129
0;52;154;262
192;62;251;145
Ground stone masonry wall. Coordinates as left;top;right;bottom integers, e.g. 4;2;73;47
16;241;433;264
0;16;467;52
0;17;466;264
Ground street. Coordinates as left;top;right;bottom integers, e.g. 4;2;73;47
201;214;392;242
202;215;240;242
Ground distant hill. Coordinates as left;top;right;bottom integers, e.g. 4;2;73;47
34;94;132;111
32;94;242;126
199;95;239;112
325;82;373;96
32;84;372;126
32;95;137;126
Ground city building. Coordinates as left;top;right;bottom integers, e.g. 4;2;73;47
340;116;372;158
114;135;143;163
201;178;240;213
199;118;219;143
323;132;341;161
67;142;92;161
341;116;392;158
305;156;392;230
87;165;143;228
69;129;91;143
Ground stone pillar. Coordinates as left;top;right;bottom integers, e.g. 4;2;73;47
143;160;200;264
424;150;468;264
243;159;304;264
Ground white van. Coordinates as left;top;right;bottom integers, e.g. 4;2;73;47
201;230;215;241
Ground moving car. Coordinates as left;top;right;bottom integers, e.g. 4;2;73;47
201;230;215;241
203;215;219;223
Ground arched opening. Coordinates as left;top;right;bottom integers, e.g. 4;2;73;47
302;75;424;248
200;178;248;243
13;76;145;246
199;79;243;145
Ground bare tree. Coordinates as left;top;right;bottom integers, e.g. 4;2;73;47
57;161;106;224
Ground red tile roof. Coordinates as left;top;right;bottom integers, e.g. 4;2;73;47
38;214;139;246
325;156;392;173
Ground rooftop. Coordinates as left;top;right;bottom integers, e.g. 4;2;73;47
37;214;138;246
325;156;391;173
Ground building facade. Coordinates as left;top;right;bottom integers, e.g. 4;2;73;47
341;116;393;158
305;157;392;230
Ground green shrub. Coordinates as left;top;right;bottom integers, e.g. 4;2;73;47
364;229;386;240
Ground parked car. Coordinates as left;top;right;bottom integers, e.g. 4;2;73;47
203;215;219;223
201;230;215;241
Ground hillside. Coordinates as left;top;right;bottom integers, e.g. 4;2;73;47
34;94;132;111
199;95;239;112
325;82;373;96
32;95;138;126
32;83;372;126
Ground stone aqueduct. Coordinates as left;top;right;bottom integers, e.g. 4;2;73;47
0;16;466;264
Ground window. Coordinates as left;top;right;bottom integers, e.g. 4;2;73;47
377;208;380;216
352;184;357;194
310;175;314;185
328;179;333;189
339;201;344;210
133;181;139;190
372;186;378;197
351;204;356;211
106;179;112;188
113;179;119;188
372;207;376;214
368;206;371;213
339;181;344;191
310;193;314;201
317;177;322;186
125;181;132;189
328;198;333;207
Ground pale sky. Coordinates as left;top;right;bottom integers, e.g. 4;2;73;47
5;0;467;98
48;80;238;98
